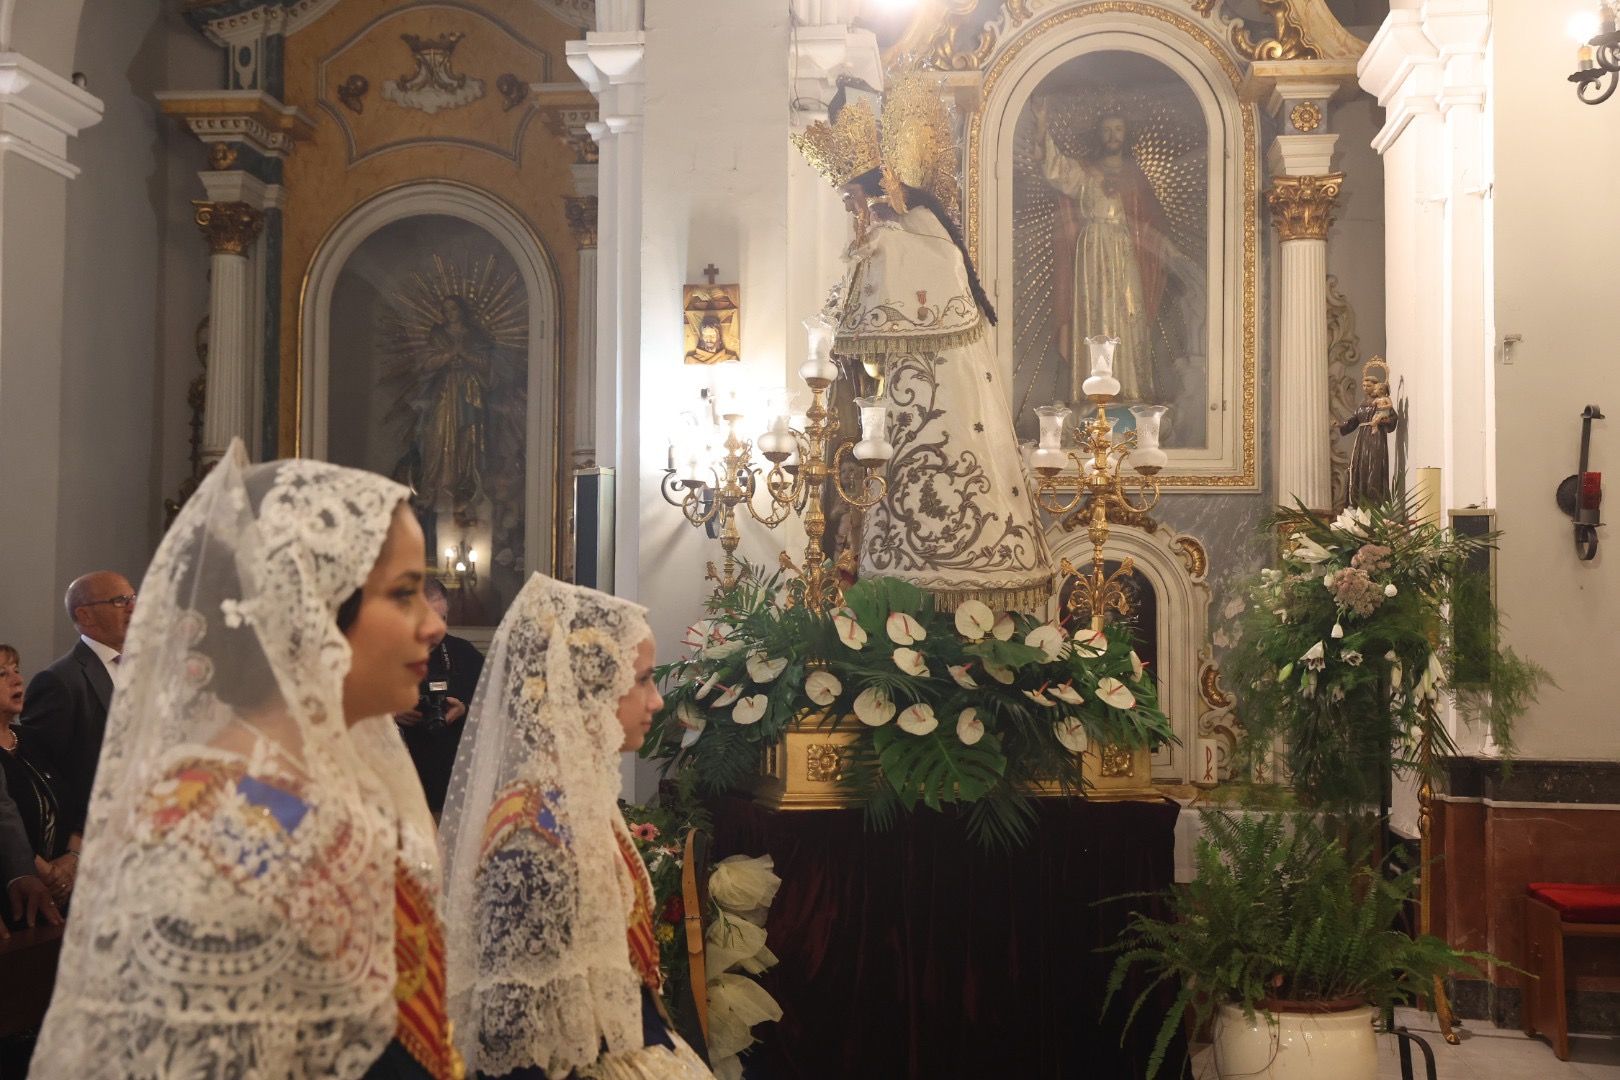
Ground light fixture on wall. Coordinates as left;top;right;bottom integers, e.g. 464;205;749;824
442;539;479;590
1568;4;1620;104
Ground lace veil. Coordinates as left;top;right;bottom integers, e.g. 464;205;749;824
33;441;438;1079
440;573;654;1077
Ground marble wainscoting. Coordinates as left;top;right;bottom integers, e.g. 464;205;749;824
1435;758;1620;1037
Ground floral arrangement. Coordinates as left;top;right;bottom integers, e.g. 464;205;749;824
644;568;1173;847
619;798;702;1012
1224;500;1547;810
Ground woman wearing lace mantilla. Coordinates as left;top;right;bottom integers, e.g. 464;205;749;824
440;575;713;1080
33;441;461;1080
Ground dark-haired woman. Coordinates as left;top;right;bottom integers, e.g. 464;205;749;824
33;442;461;1080
0;645;74;908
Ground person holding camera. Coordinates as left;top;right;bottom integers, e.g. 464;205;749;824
396;575;485;816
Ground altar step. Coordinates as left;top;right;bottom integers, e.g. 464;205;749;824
1189;1007;1620;1079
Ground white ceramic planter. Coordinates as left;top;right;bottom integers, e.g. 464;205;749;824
1212;1002;1378;1079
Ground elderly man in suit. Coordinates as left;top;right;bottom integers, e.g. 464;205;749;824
18;572;134;873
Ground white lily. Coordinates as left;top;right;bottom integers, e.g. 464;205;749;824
1026;624;1067;662
886;612;927;646
953;599;995;641
746;650;788;683
732;694;768;725
897;703;939;736
984;662;1016;685
1290;533;1333;564
1129;650;1145;680
1331;623;1344;640
893;647;930;677
833;608;868;650
992;614;1016;641
804;669;842;707
1072;627;1107;658
1096;677;1136;710
1301;641;1327;671
1054;717;1089;753
948;664;979;689
712;683;743;708
1332;507;1371;537
956;708;984;746
1049;683;1085;705
853;687;896;727
1024;688;1055;707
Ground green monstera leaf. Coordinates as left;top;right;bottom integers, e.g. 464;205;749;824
874;725;1007;810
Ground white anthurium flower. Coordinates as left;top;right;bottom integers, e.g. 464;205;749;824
1290;534;1333;564
804;669;842;707
1049;683;1085;706
853;686;896;727
1026;624;1067;662
1332;507;1371;537
1096;677;1136;710
1024;688;1055;707
1331;623;1345;640
678;702;706;748
1054;717;1089;754
886;612;927;646
1072;627;1107;658
948;664;979;689
953;599;995;641
1418;651;1446;701
897;702;939;736
745;650;788;683
1129;650;1145;680
712;683;744;708
893;647;930;678
695;671;723;700
1385;583;1398;598
992;614;1016;641
696;622;745;660
956;708;985;746
731;694;769;725
833;609;868;650
984;662;1016;685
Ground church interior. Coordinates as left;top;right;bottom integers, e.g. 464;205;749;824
1;1;1619;1078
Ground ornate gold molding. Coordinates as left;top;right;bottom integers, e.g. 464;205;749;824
564;195;597;249
1265;172;1343;241
208;142;238;170
193;200;265;256
1172;535;1208;579
1200;661;1233;711
1288;100;1322;132
1232;0;1322;61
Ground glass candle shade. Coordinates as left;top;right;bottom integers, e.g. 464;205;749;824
1034;404;1071;449
852;396;893;463
1082;335;1121;399
757;414;796;461
801;313;840;384
1128;404;1169;473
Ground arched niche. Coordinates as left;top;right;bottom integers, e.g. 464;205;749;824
968;3;1259;489
300;181;562;604
1048;520;1213;783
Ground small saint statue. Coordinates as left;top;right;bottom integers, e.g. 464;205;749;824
1335;357;1398;507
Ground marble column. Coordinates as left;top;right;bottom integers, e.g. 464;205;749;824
193;200;264;466
1267;173;1343;512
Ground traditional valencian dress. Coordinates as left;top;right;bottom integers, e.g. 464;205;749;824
440;575;713;1080
831;204;1054;613
32;445;461;1080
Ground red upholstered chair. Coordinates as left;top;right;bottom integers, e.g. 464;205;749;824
1523;882;1620;1060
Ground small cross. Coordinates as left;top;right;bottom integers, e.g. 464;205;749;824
702;263;720;286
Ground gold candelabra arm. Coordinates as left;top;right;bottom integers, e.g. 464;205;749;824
1033;451;1090;515
1107;470;1162;516
830;442;888;508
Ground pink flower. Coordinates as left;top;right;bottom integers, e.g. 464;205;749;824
631;822;660;842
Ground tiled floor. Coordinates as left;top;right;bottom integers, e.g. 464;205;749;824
1187;1008;1620;1078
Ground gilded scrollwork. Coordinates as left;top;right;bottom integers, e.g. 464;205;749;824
1172;535;1208;580
1099;743;1136;778
1231;0;1323;61
805;744;847;783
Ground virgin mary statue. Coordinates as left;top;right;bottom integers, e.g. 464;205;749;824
794;76;1053;613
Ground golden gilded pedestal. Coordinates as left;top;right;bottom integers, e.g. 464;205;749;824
753;715;1160;811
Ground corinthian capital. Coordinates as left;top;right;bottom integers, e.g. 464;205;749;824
564;196;598;248
1265;173;1344;242
193;200;264;256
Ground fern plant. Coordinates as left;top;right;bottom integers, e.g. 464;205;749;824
1103;811;1495;1079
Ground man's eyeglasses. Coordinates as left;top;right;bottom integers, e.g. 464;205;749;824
82;594;136;610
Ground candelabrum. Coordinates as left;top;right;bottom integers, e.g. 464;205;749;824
1570;3;1620;104
659;391;795;592
659;313;893;610
440;538;479;591
1030;336;1167;632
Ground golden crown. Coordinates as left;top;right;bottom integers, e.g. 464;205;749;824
791;98;882;189
1363;356;1390;383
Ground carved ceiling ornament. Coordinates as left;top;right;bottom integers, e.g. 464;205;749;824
1288;99;1322;132
1231;0;1322;61
1265;171;1342;241
383;32;486;114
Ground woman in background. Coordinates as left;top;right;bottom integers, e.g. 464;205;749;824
0;645;74;908
440;574;712;1079
32;442;459;1080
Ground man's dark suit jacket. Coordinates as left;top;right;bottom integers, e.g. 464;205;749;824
19;639;112;837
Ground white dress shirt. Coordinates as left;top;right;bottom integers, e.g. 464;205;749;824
80;634;121;685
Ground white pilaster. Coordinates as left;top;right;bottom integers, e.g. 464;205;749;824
1277;235;1332;509
193;202;264;466
572;227;598;469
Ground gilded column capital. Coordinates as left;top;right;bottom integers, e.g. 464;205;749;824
564;195;598;249
1265;172;1343;241
193;200;264;256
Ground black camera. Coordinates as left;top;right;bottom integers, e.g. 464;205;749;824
418;679;450;731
